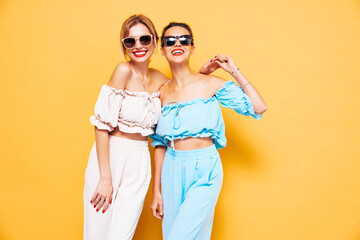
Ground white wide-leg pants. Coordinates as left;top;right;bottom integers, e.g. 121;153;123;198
83;136;151;240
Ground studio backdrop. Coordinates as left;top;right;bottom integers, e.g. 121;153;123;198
0;0;359;239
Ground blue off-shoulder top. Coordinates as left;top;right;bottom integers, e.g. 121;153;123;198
150;81;262;149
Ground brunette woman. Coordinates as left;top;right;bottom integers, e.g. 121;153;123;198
150;22;267;240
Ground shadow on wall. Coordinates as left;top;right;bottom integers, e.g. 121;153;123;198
221;114;263;169
213;113;266;238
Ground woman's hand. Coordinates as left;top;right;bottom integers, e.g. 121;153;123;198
200;54;238;76
199;57;221;75
90;178;113;213
150;191;164;219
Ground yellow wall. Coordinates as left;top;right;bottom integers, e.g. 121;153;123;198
1;0;359;239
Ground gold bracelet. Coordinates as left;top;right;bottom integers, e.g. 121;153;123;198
241;82;251;91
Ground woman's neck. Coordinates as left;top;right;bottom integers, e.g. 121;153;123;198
129;60;150;78
169;62;196;87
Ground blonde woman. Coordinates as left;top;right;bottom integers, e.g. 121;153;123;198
83;14;167;240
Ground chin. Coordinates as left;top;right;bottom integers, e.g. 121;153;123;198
129;54;152;63
168;57;188;64
166;54;186;62
131;57;151;63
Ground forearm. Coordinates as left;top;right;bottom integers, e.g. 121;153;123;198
95;127;111;180
152;146;166;193
231;68;267;114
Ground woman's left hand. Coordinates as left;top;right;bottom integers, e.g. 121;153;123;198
200;54;238;76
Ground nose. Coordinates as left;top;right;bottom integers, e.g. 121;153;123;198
174;38;182;47
134;39;142;49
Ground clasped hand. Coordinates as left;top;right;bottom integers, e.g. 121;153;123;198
200;54;238;76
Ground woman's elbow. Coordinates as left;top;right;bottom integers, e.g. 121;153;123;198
255;105;267;114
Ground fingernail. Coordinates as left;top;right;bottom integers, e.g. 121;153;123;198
93;204;96;208
90;200;92;203
96;209;99;212
110;199;112;204
210;59;213;62
102;210;105;213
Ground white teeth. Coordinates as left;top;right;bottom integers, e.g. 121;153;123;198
172;50;183;54
134;51;146;56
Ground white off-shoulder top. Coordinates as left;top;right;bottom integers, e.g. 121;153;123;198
90;85;161;136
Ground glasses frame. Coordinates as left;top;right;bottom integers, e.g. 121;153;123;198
122;35;154;49
162;35;192;47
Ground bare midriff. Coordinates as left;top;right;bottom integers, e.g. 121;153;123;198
110;127;148;141
171;137;214;150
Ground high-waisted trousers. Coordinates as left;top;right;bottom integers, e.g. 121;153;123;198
161;145;223;240
83;136;151;240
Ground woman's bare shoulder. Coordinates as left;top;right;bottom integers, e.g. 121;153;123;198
107;62;132;89
198;74;227;92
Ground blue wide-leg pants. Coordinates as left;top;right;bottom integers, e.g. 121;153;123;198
161;145;223;240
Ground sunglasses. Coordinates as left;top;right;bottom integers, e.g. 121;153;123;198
122;35;153;49
162;35;192;47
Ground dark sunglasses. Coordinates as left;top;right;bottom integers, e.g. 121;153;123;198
162;35;192;47
122;35;153;49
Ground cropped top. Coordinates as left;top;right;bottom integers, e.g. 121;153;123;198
90;85;161;136
150;81;262;149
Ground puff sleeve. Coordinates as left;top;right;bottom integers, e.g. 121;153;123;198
149;132;167;148
215;81;262;120
90;85;123;131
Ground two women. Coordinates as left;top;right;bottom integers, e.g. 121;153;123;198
84;15;266;240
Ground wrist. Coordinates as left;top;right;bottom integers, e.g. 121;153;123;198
229;66;239;77
100;175;111;181
152;187;161;194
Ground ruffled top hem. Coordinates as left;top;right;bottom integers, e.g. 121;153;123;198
90;84;161;136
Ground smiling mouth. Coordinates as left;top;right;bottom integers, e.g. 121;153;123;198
171;49;184;56
133;50;148;57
